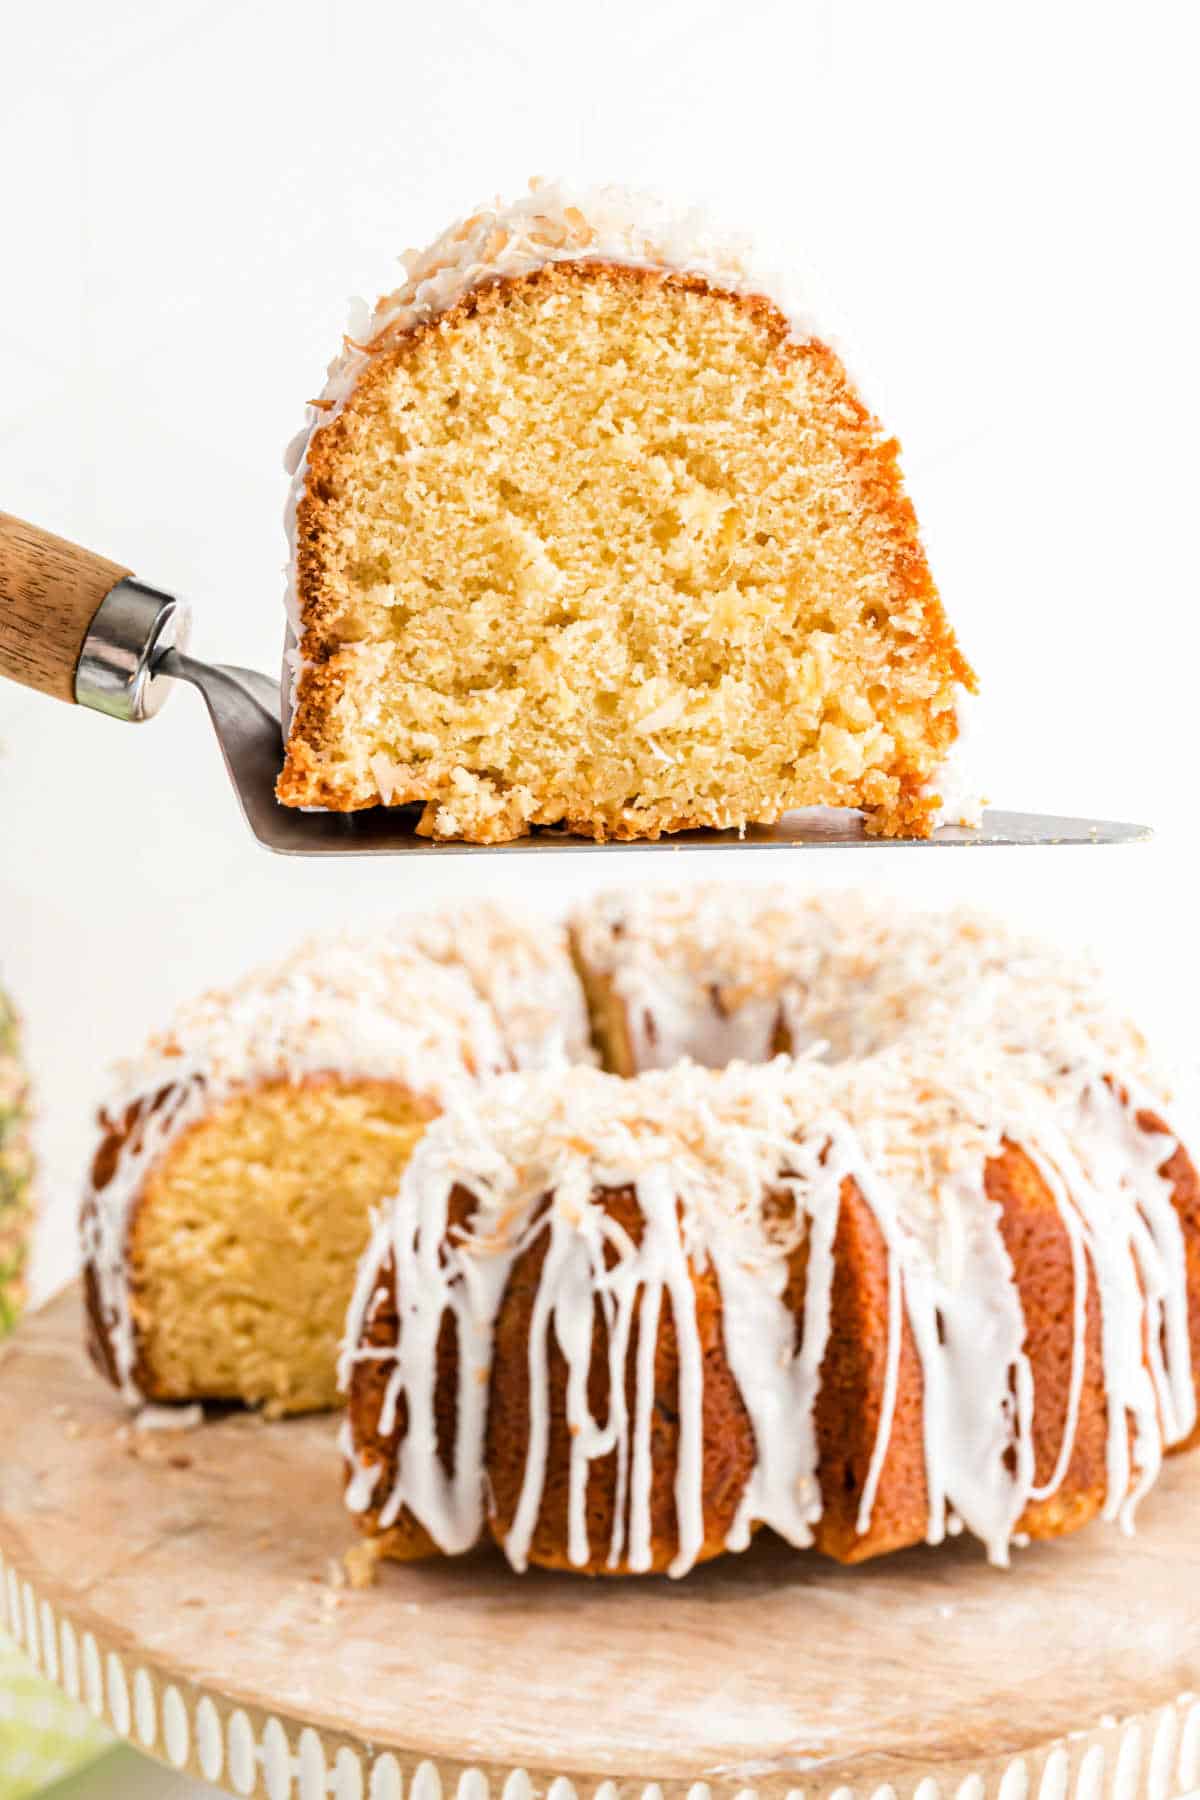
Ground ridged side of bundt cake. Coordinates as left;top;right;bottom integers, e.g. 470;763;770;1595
342;1057;1200;1575
343;1066;824;1576
805;1136;1186;1563
345;1177;762;1577
278;183;975;841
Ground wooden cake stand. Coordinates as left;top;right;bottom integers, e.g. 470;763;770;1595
2;1287;1199;1800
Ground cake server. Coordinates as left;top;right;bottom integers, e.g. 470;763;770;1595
0;511;1150;855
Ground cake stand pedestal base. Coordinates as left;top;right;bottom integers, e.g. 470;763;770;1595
2;1287;1198;1800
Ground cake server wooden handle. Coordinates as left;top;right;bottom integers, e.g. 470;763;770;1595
0;512;130;701
0;512;189;720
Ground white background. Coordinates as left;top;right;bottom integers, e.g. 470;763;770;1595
2;0;1198;1300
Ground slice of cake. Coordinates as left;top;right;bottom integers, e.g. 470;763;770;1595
278;182;976;841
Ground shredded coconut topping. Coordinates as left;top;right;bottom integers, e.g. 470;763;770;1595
100;930;507;1121
302;179;824;447
399;902;593;1072
571;885;1166;1093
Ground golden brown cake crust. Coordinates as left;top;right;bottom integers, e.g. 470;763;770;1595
279;261;974;840
82;1090;166;1400
810;1174;930;1562
1146;1108;1200;1455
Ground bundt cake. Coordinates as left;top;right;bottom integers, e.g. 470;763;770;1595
81;907;580;1415
340;1054;1200;1576
277;181;976;841
338;886;1200;1574
82;884;1200;1577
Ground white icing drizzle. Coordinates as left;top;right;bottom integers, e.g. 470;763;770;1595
81;1077;210;1402
1080;1079;1195;1448
1020;1073;1197;1528
906;1160;1035;1561
342;1031;1198;1575
339;1417;383;1516
719;1127;839;1555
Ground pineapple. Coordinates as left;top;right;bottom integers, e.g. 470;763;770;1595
0;991;107;1791
0;980;32;1335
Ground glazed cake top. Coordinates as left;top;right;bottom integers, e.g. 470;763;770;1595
401;902;593;1072
571;884;1167;1095
345;1023;1172;1284
99;930;509;1124
285;178;826;466
345;1052;998;1277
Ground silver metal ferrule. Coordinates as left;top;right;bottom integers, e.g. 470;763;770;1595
74;578;192;722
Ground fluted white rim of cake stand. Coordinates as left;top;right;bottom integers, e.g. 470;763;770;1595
5;1288;1200;1800
0;1555;1196;1800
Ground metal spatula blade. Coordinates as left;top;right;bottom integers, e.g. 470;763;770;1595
0;515;1152;857
160;649;1150;855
